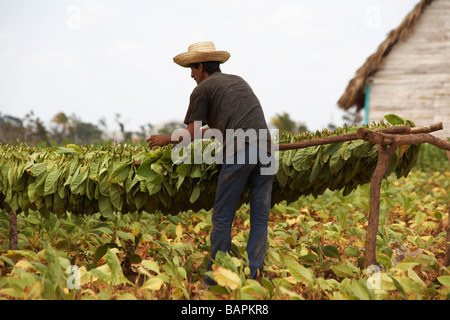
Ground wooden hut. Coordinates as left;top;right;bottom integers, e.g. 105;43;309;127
338;0;450;138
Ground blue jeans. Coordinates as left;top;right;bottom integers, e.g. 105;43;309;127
207;146;274;280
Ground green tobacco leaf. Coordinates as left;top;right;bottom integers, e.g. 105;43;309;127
92;243;120;267
64;144;83;153
329;151;345;175
137;157;159;177
351;140;373;158
437;276;450;287
309;150;323;184
176;175;185;190
331;264;355;278
146;180;162;195
55;146;79;154
340;142;352;161
322;245;341;259
142;260;160;274
276;167;289;187
349;279;373;300
288;261;314;285
109;184;124;211
27;181;38;202
44;168;62;196
134;192;148;210
408;268;426;288
109;162;130;184
376;252;392;270
98;173;110;197
298;254;319;265
189;185;201;203
71;170;88;194
35;171;48;197
176;163;191;177
190;164;202;178
344;246;359;258
324;142;344;156
99;195;113;218
384;114;406;126
390;276;407;298
105;249;127;286
29;163;47;176
116;230;134;242
291;148;309;172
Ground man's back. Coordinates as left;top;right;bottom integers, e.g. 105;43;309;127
184;72;271;156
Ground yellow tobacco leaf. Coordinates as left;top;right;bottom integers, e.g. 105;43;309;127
141;277;164;291
176;223;183;240
3;250;20;256
24;281;42;300
160;230;171;243
399;145;407;158
131;222;141;237
212;266;241;290
283;276;298;284
286;218;297;226
15;259;36;272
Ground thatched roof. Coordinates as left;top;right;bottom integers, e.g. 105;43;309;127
337;0;433;111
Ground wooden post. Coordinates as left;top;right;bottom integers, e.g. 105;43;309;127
356;127;450;268
444;223;450;267
444;151;450;267
9;210;18;250
364;143;398;268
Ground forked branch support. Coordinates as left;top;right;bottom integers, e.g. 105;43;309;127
355;124;450;268
280;122;449;268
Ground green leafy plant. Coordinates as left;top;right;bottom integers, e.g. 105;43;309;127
0;117;420;217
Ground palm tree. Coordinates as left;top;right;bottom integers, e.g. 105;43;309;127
52;112;69;143
270;112;307;134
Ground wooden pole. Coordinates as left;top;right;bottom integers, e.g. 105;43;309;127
356;128;450;151
444;223;450;267
364;143;398;268
444;151;450;267
278;123;443;151
9;210;18;250
278;125;412;151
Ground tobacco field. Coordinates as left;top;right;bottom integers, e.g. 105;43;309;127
0;117;449;300
0;147;448;300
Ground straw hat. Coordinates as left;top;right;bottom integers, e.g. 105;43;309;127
173;41;230;67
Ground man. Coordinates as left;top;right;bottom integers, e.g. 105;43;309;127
146;41;274;284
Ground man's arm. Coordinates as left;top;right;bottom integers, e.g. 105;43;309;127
146;122;207;148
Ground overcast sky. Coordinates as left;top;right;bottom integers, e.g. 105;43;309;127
0;0;419;135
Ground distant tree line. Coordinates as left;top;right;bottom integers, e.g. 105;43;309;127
269;109;363;134
1;111;137;147
0;109;363;147
0;111;190;147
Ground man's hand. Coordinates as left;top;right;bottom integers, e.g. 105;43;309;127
146;135;171;148
145;122;200;148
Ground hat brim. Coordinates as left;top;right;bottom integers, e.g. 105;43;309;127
173;51;230;68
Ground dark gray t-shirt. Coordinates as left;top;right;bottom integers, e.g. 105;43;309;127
183;72;271;159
